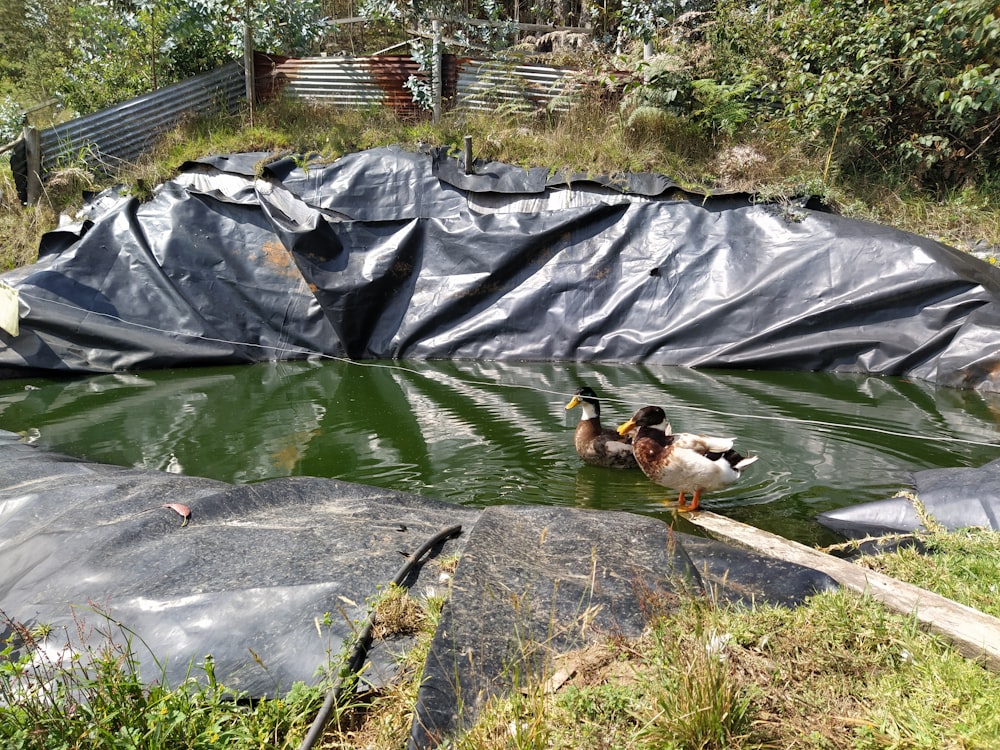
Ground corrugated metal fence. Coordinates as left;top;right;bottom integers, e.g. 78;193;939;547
41;62;246;176
257;54;582;115
453;58;581;112
12;62;246;202
256;54;426;115
14;54;584;200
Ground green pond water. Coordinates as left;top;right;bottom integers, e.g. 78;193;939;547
1;359;998;547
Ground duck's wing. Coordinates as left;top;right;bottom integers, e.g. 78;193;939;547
671;432;735;454
592;431;635;459
665;445;746;489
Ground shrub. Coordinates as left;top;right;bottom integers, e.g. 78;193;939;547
0;97;23;143
626;0;1000;187
781;0;997;180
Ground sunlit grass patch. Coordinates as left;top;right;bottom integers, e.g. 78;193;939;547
0;607;324;749
859;525;1000;620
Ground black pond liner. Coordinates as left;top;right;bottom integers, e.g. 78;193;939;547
2;147;999;745
2;146;1000;389
817;457;1000;539
0;431;835;715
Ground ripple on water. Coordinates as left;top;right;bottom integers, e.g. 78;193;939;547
1;359;997;544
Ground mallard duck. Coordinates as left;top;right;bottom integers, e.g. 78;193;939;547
565;386;639;470
617;405;758;512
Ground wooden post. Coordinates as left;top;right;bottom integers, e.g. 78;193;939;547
244;1;255;128
432;20;442;124
464;135;473;174
686;511;1000;672
23;126;41;206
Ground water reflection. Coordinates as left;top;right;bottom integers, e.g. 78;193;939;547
1;360;998;546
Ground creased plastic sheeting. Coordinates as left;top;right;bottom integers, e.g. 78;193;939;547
816;457;1000;539
1;428;838;705
3;145;1000;390
1;179;339;374
0;429;477;697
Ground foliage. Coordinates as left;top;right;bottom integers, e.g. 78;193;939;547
163;0;330;79
0;0;76;118
2;0;996;189
689;76;757;138
617;0;999;188
587;0;712;51
57;1;157;113
357;0;521;108
0;184;55;272
637;610;755;749
614;0;677;46
0;96;22;142
620;57;693;117
0;0;328;117
773;0;998;182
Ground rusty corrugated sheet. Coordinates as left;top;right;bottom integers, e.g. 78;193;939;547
39;62;245;178
258;54;581;115
257;55;425;117
454;59;580;112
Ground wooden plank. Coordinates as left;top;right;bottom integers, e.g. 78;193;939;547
686;511;1000;672
23;126;41;206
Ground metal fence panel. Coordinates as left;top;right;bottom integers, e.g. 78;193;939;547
26;54;582;187
261;55;581;115
258;55;424;116
454;59;580;112
40;62;245;176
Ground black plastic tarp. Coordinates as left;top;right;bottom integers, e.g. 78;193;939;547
0;428;478;696
0;429;836;710
3;146;1000;391
817;457;1000;539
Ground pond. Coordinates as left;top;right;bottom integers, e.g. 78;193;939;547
1;359;998;547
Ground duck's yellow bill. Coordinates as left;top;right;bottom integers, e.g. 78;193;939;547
617;419;636;436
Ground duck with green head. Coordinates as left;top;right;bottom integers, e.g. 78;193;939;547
565;386;639;470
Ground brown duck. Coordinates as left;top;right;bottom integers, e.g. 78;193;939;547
565;386;638;470
618;405;758;511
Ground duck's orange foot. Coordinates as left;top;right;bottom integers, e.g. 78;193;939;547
677;492;701;513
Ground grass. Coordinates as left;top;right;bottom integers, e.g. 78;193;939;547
435;568;1000;750
0;607;327;748
859;528;1000;621
4;512;1000;749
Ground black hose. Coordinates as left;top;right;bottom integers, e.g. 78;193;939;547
296;523;464;750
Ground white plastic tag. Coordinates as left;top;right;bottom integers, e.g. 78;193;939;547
0;281;19;337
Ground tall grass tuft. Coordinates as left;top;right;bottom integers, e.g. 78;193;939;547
637;603;754;750
0;606;324;749
0;157;55;271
